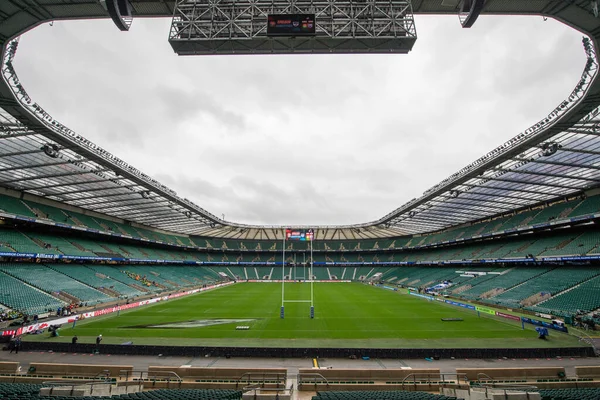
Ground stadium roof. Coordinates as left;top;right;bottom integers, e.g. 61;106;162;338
1;0;600;240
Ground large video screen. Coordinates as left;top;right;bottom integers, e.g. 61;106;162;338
285;229;315;241
267;14;316;37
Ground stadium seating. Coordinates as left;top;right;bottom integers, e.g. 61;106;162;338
2;192;600;255
459;268;546;300
538;388;600;400
0;270;65;314
528;274;600;316
539;231;600;257
488;267;600;309
0;383;242;400
312;391;457;400
568;196;600;217
49;264;144;298
0;230;47;254
0;196;37;218
0;263;112;305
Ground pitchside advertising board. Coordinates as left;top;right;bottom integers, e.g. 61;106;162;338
285;228;314;241
267;14;316;36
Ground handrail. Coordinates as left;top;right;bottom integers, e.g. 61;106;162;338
119;370;182;389
470;383;540;398
571;327;600;356
41;379;115;397
236;372;287;389
41;379;110;386
476;372;494;382
401;372;468;386
146;370;183;382
297;372;329;387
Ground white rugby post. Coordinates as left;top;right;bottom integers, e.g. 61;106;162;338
281;231;285;319
280;228;315;319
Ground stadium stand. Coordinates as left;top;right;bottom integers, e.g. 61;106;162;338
48;265;144;298
2;193;600;253
528;274;600;316
0;270;65;314
459;268;546;300
487;267;600;309
0;383;243;400
538;388;600;400
311;391;457;400
0;263;112;305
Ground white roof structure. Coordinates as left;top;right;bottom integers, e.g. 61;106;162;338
1;0;600;240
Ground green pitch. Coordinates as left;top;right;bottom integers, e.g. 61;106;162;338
35;282;581;348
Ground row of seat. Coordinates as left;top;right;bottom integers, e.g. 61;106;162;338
2;193;600;253
312;391;457;400
0;383;242;400
538;387;600;400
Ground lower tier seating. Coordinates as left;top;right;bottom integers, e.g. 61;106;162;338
0;270;65;314
312;391;457;400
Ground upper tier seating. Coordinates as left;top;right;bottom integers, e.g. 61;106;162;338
1;193;600;253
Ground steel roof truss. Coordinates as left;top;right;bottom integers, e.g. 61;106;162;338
490;167;600;183
53;184;139;197
1;169;109;184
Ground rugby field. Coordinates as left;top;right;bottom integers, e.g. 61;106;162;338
30;282;581;348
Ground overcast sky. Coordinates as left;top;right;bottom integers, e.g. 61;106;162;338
13;15;584;226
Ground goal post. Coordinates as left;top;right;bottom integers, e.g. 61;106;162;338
281;228;314;319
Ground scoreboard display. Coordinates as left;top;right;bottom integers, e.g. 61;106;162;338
267;14;316;37
286;229;315;241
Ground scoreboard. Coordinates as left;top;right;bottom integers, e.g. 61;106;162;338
286;229;315;241
267;14;316;37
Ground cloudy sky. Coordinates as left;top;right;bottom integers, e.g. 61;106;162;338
13;15;584;226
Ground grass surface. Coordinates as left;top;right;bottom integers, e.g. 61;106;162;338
28;282;583;348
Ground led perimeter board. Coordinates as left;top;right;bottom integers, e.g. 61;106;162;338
267;14;315;37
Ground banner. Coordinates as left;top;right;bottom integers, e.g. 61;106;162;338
521;317;568;333
475;306;496;315
444;299;476;310
408;291;435;301
495;311;521;321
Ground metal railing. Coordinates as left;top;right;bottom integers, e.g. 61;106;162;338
41;379;116;397
297;372;329;387
401;372;469;387
469;384;541;399
242;383;294;399
236;372;287;389
119;370;182;389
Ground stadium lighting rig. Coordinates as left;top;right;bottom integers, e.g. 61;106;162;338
168;0;417;55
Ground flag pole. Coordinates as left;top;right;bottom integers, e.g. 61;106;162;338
282;230;285;307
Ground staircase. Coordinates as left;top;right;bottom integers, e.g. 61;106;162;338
521;292;550;307
452;284;472;294
480;287;504;299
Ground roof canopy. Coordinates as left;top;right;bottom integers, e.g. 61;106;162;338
1;0;600;240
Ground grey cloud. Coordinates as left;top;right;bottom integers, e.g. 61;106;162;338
11;15;586;226
155;85;246;131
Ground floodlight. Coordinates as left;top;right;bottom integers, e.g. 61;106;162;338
41;143;60;158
